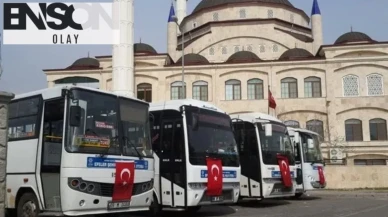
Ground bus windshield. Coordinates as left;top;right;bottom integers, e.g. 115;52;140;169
185;107;239;167
258;123;295;165
301;132;323;163
65;88;152;158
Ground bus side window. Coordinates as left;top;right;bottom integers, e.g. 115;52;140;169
173;121;184;159
152;124;161;153
161;122;173;156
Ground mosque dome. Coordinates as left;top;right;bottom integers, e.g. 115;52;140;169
279;48;314;61
192;0;294;14
67;57;100;70
334;32;375;45
134;43;158;54
176;53;210;65
226;51;263;63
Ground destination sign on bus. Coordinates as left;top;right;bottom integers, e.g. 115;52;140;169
76;135;110;147
197;113;230;128
87;157;148;170
200;170;237;178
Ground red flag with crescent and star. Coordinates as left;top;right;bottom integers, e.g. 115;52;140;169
112;161;135;201
206;157;223;196
277;154;292;188
317;166;325;185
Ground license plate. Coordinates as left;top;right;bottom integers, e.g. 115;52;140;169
211;196;223;202
107;201;131;210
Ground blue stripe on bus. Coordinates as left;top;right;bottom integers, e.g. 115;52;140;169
200;170;237;178
271;171;295;178
86;157;148;170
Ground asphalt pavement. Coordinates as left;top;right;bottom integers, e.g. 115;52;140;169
128;190;388;217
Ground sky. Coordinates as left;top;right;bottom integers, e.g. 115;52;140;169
0;0;387;94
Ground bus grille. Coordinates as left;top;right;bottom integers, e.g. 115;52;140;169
200;190;234;203
99;180;152;197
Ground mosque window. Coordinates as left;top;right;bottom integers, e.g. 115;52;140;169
213;12;219;21
171;81;186;100
281;77;298;98
225;79;241;100
247;79;263;100
222;47;228;55
284;120;300;128
234;46;240;53
306;120;325;141
290;14;294;23
268;10;274;18
137;83;152;102
369;118;387;141
209;47;215;55
260;45;265;53
239;9;246;18
342;75;359;97
345;119;363;141
272;44;278;53
193;81;209;101
193;22;197;28
247;45;253;52
304;77;322;98
367;73;383;96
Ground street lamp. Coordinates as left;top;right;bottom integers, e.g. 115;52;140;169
171;15;185;99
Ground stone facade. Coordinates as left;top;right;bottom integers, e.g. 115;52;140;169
0;92;14;217
42;1;388;189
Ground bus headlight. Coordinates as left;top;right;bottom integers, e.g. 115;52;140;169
87;184;95;193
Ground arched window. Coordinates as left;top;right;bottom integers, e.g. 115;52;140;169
239;9;246;18
193;81;208;101
304;77;322;98
234;46;240;53
367;74;383;96
213;12;219;21
369;118;387;141
343;75;359;97
273;44;278;52
171;81;186;100
267;9;274;18
247;79;264;100
225;79;241;100
247;45;253;52
284;120;300;128
260;45;265;53
306;120;324;140
222;46;227;55
281;77;298;98
137;83;152;102
54;76;99;89
209;47;215;55
345;119;363;141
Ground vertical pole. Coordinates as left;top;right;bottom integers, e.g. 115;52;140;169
268;85;270;115
181;29;185;99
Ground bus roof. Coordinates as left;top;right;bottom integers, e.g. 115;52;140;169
230;112;283;124
12;85;146;104
287;127;319;136
150;99;226;114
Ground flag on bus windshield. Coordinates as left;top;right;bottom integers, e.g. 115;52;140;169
112;162;135;201
206;157;223;196
268;89;277;109
318;166;325;185
276;154;292;188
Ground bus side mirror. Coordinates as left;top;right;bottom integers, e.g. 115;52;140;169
192;114;199;131
265;124;272;137
69;105;82;127
307;139;314;149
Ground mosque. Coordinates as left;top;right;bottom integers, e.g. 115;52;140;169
43;0;388;187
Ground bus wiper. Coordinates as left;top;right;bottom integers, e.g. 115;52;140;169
123;136;143;160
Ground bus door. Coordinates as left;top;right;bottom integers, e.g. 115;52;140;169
293;132;304;187
160;119;186;207
234;121;261;197
40;98;65;211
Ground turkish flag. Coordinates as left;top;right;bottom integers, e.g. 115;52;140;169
112;162;135;201
206;157;223;196
277;154;292;188
268;90;277;109
317;166;325;185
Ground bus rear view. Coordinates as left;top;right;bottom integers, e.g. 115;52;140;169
231;113;296;200
149;99;240;215
288;127;326;198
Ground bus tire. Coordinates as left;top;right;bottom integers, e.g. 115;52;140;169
149;195;162;217
187;206;201;214
294;193;304;199
16;192;40;217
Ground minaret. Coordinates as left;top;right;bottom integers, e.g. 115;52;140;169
311;0;323;55
112;0;135;97
167;4;178;57
175;0;187;33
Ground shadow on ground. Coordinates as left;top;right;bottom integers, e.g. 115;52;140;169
131;206;236;217
237;199;290;208
285;195;322;201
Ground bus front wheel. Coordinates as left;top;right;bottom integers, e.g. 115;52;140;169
149;195;162;217
17;192;40;217
186;206;201;214
294;193;304;199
